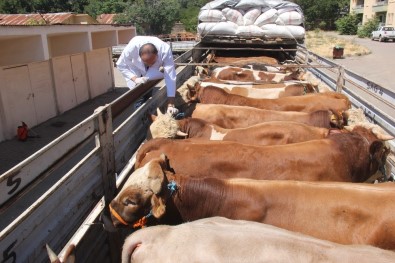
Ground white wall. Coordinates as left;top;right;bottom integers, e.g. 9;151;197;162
0;36;45;66
0;48;114;141
48;32;90;57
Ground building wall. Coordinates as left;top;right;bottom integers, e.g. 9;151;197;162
0;25;136;142
0;48;113;140
350;0;395;26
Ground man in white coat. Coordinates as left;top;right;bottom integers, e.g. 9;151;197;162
116;36;178;115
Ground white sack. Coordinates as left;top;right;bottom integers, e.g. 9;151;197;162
198;21;238;35
222;8;244;26
275;11;303;25
261;24;305;38
243;8;261;26
236;25;265;36
198;9;226;22
235;0;283;10
254;8;278;26
201;0;239;10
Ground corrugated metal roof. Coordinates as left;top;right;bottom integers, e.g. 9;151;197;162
96;14;116;24
0;13;74;25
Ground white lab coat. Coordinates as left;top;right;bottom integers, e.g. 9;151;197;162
116;36;176;97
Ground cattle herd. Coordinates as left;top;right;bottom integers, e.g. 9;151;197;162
51;56;395;262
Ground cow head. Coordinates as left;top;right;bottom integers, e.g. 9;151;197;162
195;66;210;78
175;76;201;107
346;125;392;179
109;154;172;227
147;108;188;139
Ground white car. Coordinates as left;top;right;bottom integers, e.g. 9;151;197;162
371;26;395;42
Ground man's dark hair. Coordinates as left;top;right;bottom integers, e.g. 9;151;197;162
139;43;158;57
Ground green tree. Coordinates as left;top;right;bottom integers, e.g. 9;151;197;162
294;0;349;30
335;12;359;35
84;0;128;18
357;17;379;38
0;0;89;14
115;0;180;35
0;0;33;13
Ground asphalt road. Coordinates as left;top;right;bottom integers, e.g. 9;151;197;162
332;34;395;92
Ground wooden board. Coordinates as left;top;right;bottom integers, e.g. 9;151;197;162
0;117;96;206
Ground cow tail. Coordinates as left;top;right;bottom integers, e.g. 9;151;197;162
310;110;331;128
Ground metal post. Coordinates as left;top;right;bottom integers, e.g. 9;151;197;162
336;66;345;93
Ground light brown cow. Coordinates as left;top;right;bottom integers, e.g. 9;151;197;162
148;113;330;146
112;156;395;249
121;217;395;263
199;81;315;99
211;66;299;83
178;104;332;129
201;77;316;89
207;55;280;66
189;85;351;118
136;126;390;182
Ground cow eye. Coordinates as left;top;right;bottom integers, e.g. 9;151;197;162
123;199;137;206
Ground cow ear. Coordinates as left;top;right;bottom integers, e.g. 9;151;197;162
369;141;383;156
150;114;157;122
156;108;164;116
148;163;165;194
151;195;166;218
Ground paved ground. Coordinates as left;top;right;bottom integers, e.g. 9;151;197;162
328;33;395;92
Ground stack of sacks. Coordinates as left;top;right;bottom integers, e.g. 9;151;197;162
197;0;305;39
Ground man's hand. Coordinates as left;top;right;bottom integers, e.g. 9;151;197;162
167;104;179;116
134;77;149;85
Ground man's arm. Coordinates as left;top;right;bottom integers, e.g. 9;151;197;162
116;43;139;81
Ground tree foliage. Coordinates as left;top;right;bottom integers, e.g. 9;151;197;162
294;0;349;30
0;0;89;13
178;0;210;32
115;0;180;35
357;17;379;38
84;0;128;18
335;13;359;35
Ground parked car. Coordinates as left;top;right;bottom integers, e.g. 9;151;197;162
371;26;395;42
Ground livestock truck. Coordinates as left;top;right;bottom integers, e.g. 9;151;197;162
1;1;395;262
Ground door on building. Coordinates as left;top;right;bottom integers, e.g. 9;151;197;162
52;54;90;113
0;66;38;138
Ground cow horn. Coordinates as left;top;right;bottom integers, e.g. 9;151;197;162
343;125;354;132
156;108;164;116
176;130;188;137
376;133;395;141
371;127;394;141
150;114;157;122
46;244;60;263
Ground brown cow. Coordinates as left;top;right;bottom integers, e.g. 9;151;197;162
112;156;395;249
136;126;390;182
207;55;280;66
148;112;330;146
121;217;395;263
188;85;351;118
211;66;299;83
176;100;334;129
181;104;332;128
199;81;315;99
